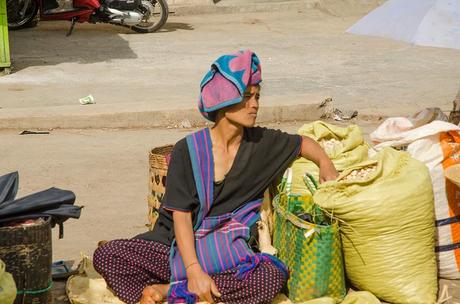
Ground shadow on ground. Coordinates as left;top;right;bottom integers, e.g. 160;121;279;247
8;22;138;71
8;20;193;71
155;22;194;33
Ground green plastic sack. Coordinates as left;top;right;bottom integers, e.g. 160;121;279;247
291;122;368;195
314;148;438;304
0;259;17;304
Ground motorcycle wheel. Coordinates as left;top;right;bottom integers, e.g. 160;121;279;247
7;0;39;30
131;0;168;33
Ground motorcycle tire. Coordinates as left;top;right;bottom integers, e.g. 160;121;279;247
7;0;39;30
131;0;169;33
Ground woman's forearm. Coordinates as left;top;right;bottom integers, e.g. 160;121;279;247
300;136;331;166
300;136;338;182
173;211;220;301
173;210;201;271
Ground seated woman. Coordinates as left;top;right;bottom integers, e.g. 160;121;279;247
93;50;338;304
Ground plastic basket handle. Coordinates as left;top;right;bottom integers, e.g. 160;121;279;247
303;173;319;195
278;168;293;194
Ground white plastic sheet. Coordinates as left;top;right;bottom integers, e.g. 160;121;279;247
347;0;460;50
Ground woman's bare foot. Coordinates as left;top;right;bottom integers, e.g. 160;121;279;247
140;284;169;304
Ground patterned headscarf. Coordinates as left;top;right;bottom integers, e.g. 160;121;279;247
198;50;262;122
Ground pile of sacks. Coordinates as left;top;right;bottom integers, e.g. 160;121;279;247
262;111;460;304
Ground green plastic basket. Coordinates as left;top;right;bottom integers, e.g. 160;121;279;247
272;169;346;303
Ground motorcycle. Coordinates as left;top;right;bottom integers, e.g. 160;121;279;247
7;0;169;35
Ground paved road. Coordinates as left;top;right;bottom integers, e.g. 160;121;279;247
1;8;460;121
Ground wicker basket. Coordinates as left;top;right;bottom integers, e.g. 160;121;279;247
0;217;52;304
148;144;174;230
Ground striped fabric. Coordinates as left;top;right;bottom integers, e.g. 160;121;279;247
167;128;285;303
171;199;262;279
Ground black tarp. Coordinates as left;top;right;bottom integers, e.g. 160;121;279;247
0;171;18;203
0;172;82;238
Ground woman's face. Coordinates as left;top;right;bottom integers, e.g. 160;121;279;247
223;85;260;128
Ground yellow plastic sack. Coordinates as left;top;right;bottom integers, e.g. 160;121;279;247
66;255;125;304
341;291;380;304
314;148;438;304
303;298;336;304
0;259;17;304
273;291;380;304
291;122;368;195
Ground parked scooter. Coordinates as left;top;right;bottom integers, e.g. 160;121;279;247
7;0;168;35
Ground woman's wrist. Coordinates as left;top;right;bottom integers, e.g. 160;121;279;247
186;263;203;278
319;155;333;167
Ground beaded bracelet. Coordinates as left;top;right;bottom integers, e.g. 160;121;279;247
185;261;199;271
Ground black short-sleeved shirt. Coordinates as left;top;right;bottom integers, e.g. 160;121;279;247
136;127;302;245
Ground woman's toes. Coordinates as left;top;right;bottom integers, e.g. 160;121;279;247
152;290;163;302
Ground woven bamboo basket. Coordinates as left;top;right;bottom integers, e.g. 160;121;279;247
148;144;174;230
0;217;52;304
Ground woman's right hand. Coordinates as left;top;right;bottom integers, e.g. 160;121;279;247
187;265;221;303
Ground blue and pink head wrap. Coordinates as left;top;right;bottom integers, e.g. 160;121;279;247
198;50;262;122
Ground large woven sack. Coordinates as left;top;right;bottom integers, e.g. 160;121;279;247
290;121;368;195
371;118;460;279
67;255;125;304
340;291;381;304
273;169;346;303
0;259;16;304
314;148;438;304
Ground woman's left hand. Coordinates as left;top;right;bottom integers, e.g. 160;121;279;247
319;159;339;183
